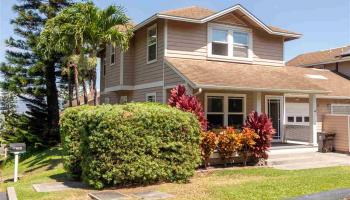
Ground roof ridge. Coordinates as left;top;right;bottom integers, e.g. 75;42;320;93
302;45;350;55
159;5;215;14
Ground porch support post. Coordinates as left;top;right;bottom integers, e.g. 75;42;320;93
309;94;318;146
254;92;262;113
282;94;286;143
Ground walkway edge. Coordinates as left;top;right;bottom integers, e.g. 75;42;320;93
6;187;17;200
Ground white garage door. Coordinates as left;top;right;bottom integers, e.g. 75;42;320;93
285;103;309;125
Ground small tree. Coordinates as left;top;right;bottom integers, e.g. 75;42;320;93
244;111;275;160
200;131;217;169
168;85;207;130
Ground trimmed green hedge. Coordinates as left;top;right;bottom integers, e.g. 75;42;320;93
60;103;201;189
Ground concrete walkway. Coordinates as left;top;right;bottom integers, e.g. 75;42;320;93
288;188;350;200
268;149;350;170
0;192;7;200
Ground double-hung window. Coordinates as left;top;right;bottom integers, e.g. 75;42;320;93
110;45;115;64
212;29;228;56
147;24;157;63
209;24;252;60
207;96;224;128
206;94;246;129
233;32;249;58
228;97;244;127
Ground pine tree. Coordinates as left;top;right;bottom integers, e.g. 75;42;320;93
0;0;71;146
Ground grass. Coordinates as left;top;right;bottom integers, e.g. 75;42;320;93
2;147;350;200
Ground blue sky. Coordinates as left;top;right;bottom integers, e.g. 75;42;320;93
1;0;350;100
1;0;349;62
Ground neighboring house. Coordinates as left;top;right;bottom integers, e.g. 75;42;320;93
288;45;350;78
100;4;350;152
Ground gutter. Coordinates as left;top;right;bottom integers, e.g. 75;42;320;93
193;84;329;94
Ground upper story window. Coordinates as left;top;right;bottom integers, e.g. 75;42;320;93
110;45;115;65
147;24;157;63
208;23;252;61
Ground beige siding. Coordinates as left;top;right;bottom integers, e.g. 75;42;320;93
167;20;207;59
166;12;284;65
134;20;164;85
100;92;118;104
105;45;121;88
164;63;185;87
285;125;310;142
123;40;135;86
252;30;284;65
323;115;349;152
132;87;163;103
339;61;350;77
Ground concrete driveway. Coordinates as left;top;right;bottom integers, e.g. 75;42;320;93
268;145;350;170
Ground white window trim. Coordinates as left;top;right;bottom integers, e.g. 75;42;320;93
146;24;157;64
331;104;350;114
110;45;115;65
207;23;253;62
204;93;246;127
146;92;157;102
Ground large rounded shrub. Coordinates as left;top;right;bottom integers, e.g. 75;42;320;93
60;105;93;179
60;103;201;189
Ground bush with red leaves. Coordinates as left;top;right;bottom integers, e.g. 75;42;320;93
244;111;275;159
168;85;207;130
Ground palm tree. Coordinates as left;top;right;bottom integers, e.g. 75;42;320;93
39;2;132;106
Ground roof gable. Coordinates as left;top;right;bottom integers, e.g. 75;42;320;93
134;4;301;40
212;13;248;27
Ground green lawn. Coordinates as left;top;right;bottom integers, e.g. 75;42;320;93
1;147;350;200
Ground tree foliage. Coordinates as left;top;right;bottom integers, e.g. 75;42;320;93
38;2;133;106
0;0;71;147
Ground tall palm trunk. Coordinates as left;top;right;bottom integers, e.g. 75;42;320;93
92;72;97;105
68;68;73;107
82;79;88;104
72;63;80;106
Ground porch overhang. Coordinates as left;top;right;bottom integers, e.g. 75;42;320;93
165;57;331;95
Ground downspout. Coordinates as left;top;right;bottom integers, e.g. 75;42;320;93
194;88;202;96
336;62;339;72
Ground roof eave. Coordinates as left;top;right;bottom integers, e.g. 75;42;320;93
291;57;350;67
193;84;329;94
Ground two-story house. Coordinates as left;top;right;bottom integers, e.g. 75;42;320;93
100;5;350;152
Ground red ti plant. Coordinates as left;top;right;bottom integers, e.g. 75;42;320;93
200;131;218;169
168;85;207;130
244;111;275;160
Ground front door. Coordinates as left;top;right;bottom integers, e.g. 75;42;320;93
265;96;283;142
